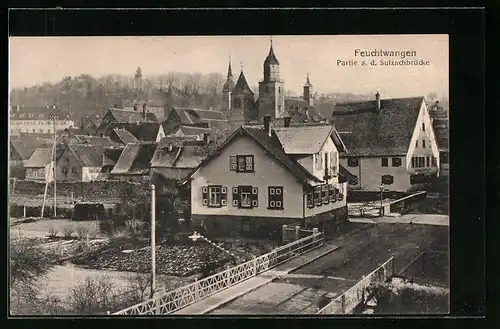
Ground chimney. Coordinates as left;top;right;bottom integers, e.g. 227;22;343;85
142;103;147;120
435;100;440;109
133;103;138;112
375;92;381;111
263;115;272;137
284;115;291;128
202;132;210;145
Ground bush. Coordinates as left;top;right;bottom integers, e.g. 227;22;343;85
125;273;151;303
62;226;74;239
66;276;119;315
124;219;144;236
47;226;58;238
75;225;91;240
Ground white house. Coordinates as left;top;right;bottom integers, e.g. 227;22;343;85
333;93;440;192
182;115;352;238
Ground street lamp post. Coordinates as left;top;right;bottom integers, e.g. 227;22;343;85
380;184;384;217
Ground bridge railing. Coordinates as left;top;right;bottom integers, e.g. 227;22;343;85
317;256;394;315
112;230;324;315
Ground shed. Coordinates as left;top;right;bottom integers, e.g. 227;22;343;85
72;202;106;221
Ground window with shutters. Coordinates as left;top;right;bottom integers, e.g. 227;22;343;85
230;155;254;173
268;186;284;209
62;167;68;175
322;184;329;204
347;157;359;167
314;186;322;206
392;157;402;167
202;185;227;207
315;153;323;170
327;184;335;202
307;192;314;208
426;156;430;167
232;186;258;208
381;158;389;167
422;140;426;148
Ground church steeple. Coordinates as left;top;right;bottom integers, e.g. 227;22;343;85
263;39;281;83
227;56;233;79
303;73;313;107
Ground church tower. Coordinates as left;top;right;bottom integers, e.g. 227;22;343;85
258;39;285;120
303;74;314;106
231;65;257;124
222;57;235;111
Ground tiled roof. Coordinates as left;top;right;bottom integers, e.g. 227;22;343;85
24;148;53;167
108;108;157;123
121;122;162;142
170;108;228;125
274;126;334;154
10;137;51;161
232;71;254;95
112;128;139;144
280;100;325;123
177;125;211;137
183;125;323;186
103;147;124;166
73;135;118;147
110;142;157;175
332;97;424;156
70;144;105;167
151;138;206;169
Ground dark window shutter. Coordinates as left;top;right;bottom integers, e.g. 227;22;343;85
314;186;322;206
230;156;237;171
252;187;258;207
221;186;227;206
202;186;208;206
232;187;239;207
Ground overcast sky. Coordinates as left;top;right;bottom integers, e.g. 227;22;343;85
9;35;448;99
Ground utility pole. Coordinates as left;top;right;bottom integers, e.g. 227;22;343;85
150;184;156;299
53;112;57;218
380;184;384;217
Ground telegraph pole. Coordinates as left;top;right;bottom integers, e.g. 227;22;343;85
150;184;156;298
53;111;57;218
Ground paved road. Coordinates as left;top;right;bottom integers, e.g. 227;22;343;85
209;222;448;314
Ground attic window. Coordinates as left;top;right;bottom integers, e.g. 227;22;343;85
347;158;359;167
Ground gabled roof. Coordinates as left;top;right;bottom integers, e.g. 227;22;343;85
73;135;118;147
69;144;105;167
112;128;140;144
107;108;157;123
121;122;162;142
24;148;53;168
232;71;254;95
281;100;324;123
182;125;323;186
177;125;211;137
332;96;425;157
274;126;334;154
10;137;51;161
110;142;157;175
170;108;228;125
151;138;207;169
103;147;124;167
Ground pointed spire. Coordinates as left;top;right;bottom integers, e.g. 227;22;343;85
227;56;233;78
304;73;313;87
264;37;279;66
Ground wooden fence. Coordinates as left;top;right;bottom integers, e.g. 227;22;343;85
317;256;394;314
112;230;324;315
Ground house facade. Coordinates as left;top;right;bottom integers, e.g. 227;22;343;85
24;148;54;181
55;144;104;182
184;116;349;238
334;94;440;192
